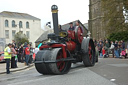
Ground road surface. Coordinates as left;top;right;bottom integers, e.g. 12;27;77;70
0;58;128;85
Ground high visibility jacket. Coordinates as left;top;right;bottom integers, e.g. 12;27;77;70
4;46;11;59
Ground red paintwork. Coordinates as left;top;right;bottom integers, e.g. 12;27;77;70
67;30;75;40
0;52;4;62
66;41;76;52
40;44;67;58
56;51;65;71
88;43;92;61
77;27;83;43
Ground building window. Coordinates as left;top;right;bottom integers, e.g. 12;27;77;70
26;22;29;28
12;30;16;39
12;20;15;27
5;30;9;38
19;21;22;28
26;31;30;38
5;20;9;27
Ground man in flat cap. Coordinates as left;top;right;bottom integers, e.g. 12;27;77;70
69;22;75;31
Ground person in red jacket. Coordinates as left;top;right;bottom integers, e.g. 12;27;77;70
25;44;30;65
102;46;106;58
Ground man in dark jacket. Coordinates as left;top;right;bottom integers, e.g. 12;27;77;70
121;40;125;50
68;22;75;31
105;40;110;57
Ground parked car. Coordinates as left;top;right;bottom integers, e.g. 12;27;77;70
0;52;5;62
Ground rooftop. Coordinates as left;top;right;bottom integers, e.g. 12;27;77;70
61;20;88;31
0;11;40;20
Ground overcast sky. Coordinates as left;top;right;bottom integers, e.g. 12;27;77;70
0;0;89;28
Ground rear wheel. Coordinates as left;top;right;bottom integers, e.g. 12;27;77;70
75;26;83;44
81;38;95;67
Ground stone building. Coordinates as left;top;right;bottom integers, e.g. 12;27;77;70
89;0;125;40
0;11;43;47
88;0;105;40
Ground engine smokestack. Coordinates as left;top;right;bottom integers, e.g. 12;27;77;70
51;5;59;35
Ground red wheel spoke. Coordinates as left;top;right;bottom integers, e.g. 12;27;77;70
56;51;66;72
88;43;92;61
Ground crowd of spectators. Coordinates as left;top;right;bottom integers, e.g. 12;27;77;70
4;40;39;74
93;39;128;59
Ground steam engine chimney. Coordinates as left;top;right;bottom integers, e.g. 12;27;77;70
51;5;59;35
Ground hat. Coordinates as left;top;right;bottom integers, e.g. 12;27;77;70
69;22;73;24
8;43;12;46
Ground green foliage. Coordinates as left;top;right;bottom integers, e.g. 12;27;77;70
14;32;29;47
101;0;128;35
108;31;128;42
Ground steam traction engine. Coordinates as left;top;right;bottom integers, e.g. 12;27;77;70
34;5;96;75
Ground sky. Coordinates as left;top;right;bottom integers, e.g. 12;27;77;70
0;0;89;28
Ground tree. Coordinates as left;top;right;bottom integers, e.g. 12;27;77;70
108;31;128;41
101;0;128;35
14;32;29;47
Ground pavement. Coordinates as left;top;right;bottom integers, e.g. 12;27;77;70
0;62;34;74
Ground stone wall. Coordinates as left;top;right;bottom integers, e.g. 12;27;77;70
89;0;106;40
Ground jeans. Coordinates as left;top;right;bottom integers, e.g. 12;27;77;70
118;48;121;56
5;59;10;74
25;55;30;65
114;50;119;58
100;53;103;58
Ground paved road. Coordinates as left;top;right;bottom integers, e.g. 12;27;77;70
0;58;128;85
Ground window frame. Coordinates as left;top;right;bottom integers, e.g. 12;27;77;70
5;20;9;27
26;22;29;28
19;21;23;28
12;30;16;39
5;30;9;38
12;20;15;27
26;31;30;39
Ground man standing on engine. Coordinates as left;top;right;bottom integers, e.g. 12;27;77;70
69;22;75;31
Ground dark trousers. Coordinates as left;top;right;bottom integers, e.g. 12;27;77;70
11;57;15;68
111;49;114;58
29;55;33;64
20;53;24;63
25;55;30;65
18;54;21;62
5;59;10;74
15;60;18;68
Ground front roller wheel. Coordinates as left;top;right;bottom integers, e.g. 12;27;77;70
81;38;96;67
35;48;71;75
48;48;71;74
35;50;53;74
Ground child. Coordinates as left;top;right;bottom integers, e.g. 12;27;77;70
102;46;106;58
120;49;127;59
